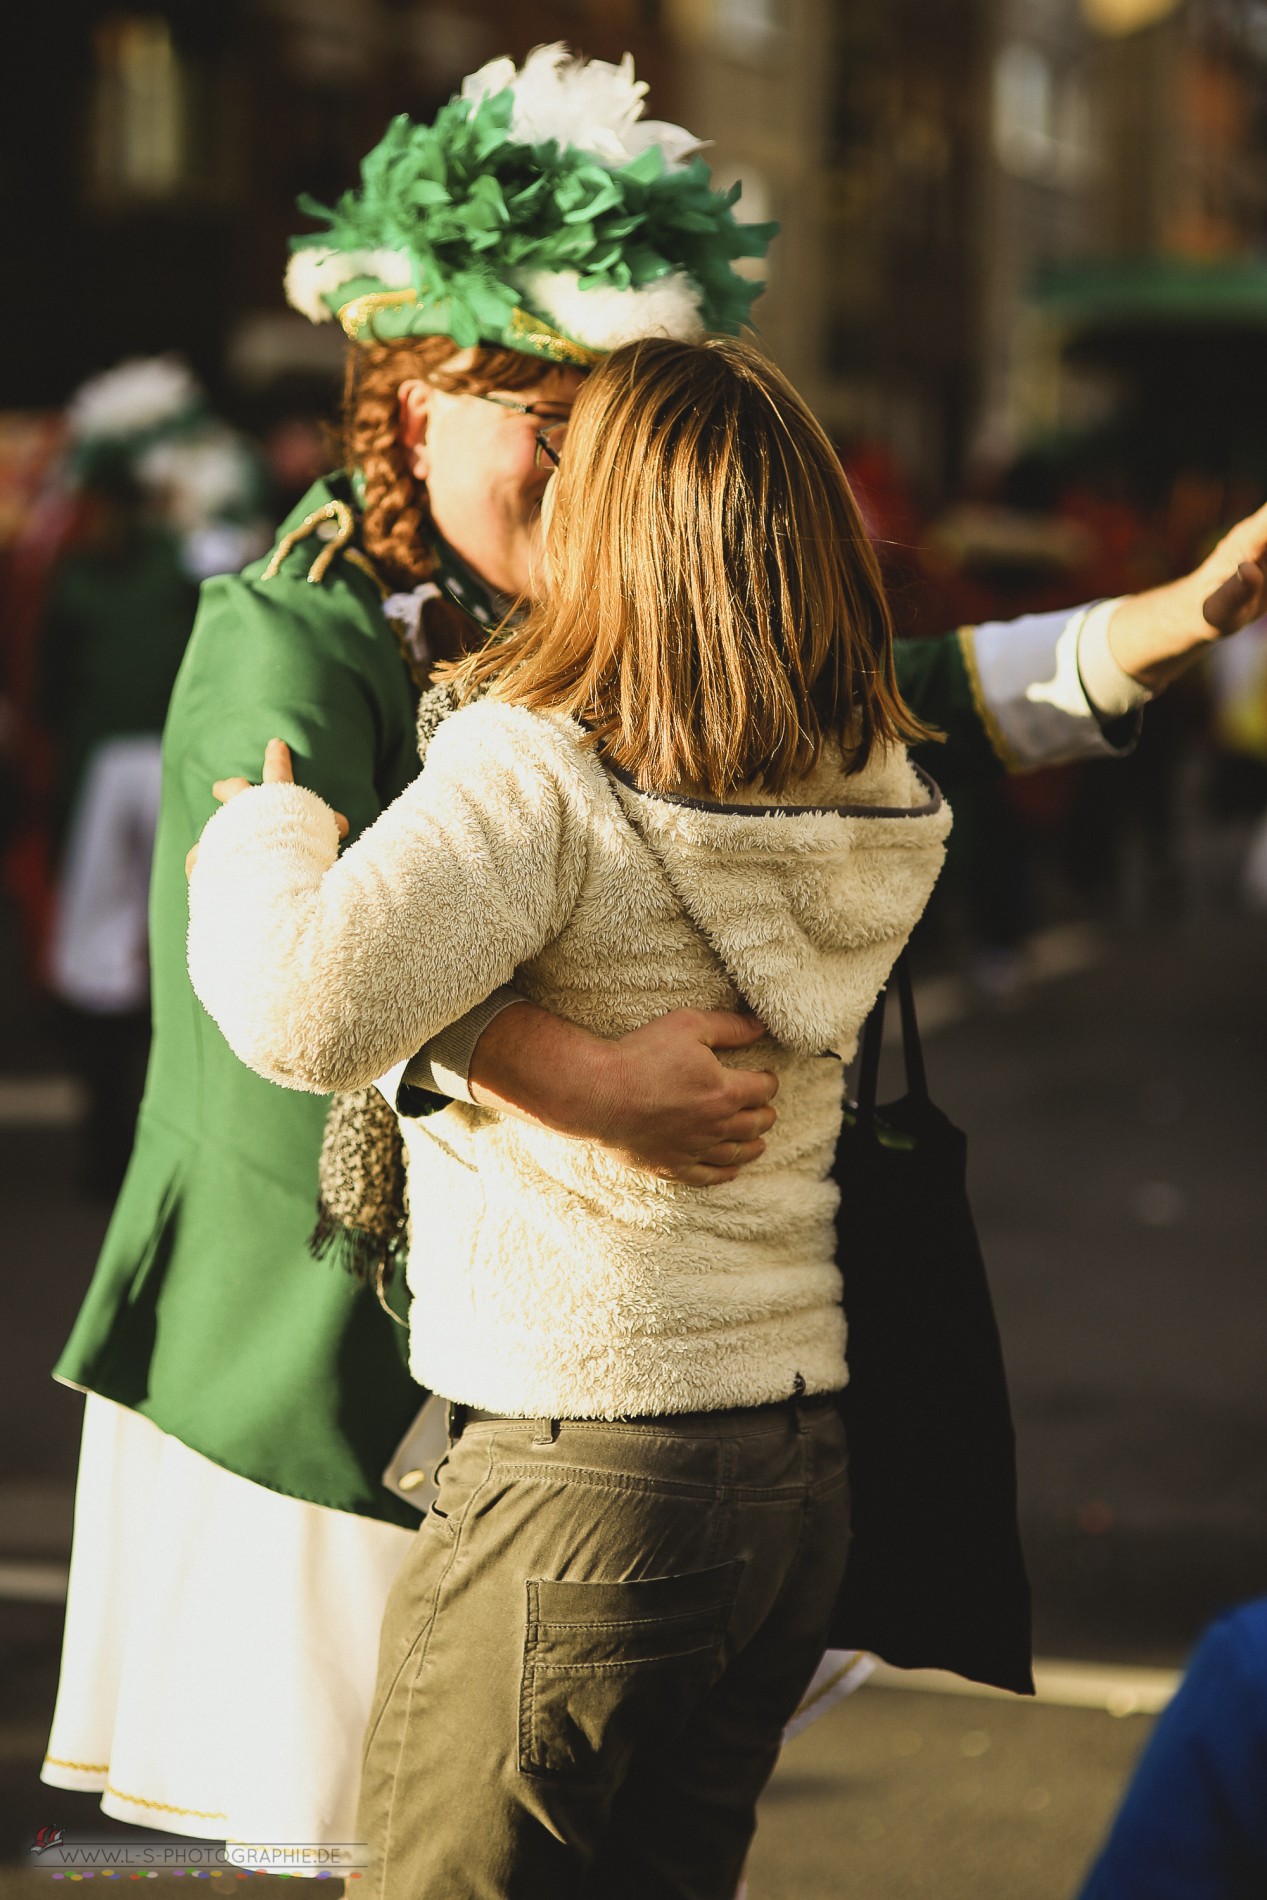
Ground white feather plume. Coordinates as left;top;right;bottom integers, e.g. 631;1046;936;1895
285;247;415;324
514;267;706;352
462;44;703;172
67;356;203;443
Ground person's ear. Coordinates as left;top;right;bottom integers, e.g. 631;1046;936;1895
397;380;431;481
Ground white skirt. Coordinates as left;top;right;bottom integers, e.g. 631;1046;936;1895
43;1395;870;1847
42;1394;414;1845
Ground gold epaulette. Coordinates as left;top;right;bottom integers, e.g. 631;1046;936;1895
260;499;388;597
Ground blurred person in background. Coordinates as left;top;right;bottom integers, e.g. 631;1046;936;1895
1077;1597;1267;1900
915;478;1094;993
1056;467;1227;929
40;44;1267;1859
37;449;194;1194
0;411;84;977
253;379;339;524
36;358;268;1194
56;354;271;585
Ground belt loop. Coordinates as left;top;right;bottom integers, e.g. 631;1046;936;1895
790;1372;807;1434
531;1417;560;1446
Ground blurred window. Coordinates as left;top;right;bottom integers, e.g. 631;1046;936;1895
994;43;1055;179
90;15;187;202
994;44;1096;185
713;0;779;60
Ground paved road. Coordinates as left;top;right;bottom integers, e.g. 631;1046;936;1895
1;845;1264;1896
0;1671;1153;1899
939;905;1267;1667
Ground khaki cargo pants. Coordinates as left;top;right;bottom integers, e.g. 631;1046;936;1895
357;1394;850;1899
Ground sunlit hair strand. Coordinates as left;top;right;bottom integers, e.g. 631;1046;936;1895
447;335;933;797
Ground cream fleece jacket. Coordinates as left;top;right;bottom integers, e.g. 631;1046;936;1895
188;702;950;1419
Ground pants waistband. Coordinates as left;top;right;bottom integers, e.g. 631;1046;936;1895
445;1391;839;1441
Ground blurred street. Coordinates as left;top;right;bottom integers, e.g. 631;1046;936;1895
2;817;1263;1898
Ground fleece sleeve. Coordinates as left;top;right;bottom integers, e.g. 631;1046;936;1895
186;707;588;1095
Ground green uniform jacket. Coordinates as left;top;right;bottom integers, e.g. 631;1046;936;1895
55;474;1003;1524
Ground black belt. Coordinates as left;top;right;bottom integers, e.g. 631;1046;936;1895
445;1389;831;1440
445;1402;560;1443
449;1404;516;1432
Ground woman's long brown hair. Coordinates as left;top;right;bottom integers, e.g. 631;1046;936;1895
449;335;934;797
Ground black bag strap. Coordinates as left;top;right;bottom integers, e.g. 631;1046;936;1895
856;953;929;1121
856;981;886;1122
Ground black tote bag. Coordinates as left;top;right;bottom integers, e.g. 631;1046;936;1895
824;956;1035;1695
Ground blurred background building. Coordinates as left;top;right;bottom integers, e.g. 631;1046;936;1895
7;0;1267;484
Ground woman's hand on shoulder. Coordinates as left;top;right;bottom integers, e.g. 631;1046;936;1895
185;739;348;877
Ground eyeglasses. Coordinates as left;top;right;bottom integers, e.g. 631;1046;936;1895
534;427;564;469
467;392;570;469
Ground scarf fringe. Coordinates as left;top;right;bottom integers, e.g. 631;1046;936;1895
307;680;462;1304
308;1203;406;1285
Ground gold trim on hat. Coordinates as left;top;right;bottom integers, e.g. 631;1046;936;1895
335;285;603;367
505;307;604;367
337;287;421;340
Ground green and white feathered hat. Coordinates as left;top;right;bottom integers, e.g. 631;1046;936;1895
284;44;776;368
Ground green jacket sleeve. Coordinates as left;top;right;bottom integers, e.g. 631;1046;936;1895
894;630;1004;791
168;562;418;855
898;611;1142;778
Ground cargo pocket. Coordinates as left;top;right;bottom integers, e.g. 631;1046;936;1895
519;1560;744;1782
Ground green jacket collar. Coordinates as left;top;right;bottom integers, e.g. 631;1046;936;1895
426;533;517;632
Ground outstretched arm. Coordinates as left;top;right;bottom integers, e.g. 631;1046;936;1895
1105;504;1267;690
900;502;1267;778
